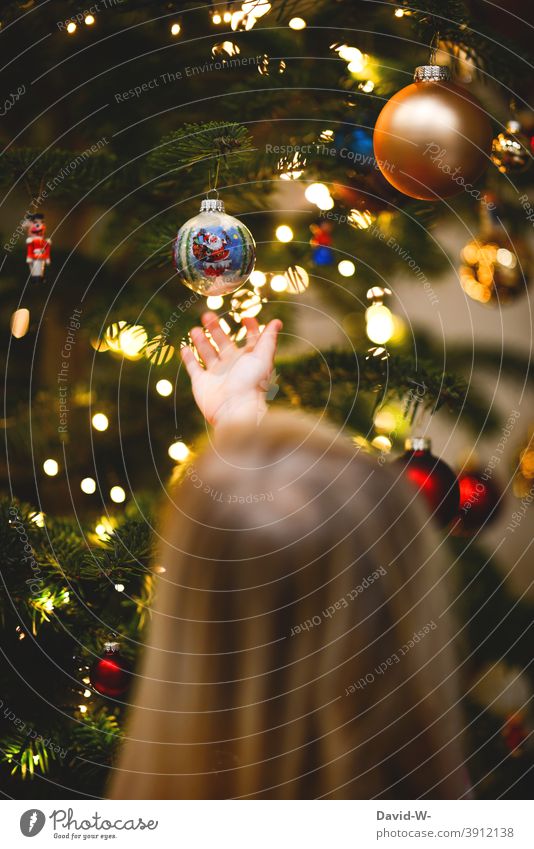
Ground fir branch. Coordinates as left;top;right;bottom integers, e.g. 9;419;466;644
277;348;500;433
0;733;57;779
69;709;122;775
0;147;117;202
144;122;255;192
82;518;153;582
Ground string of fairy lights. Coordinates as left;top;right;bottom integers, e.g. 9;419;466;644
59;3;412;39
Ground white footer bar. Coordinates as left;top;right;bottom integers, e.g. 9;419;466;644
3;799;533;848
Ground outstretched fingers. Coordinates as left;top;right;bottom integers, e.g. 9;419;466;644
180;344;203;379
201;311;232;351
190;325;218;366
254;319;282;364
242;316;260;349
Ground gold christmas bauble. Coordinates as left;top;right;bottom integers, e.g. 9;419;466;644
373;66;492;200
491;120;532;174
459;232;530;306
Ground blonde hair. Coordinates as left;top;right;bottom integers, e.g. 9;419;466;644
110;410;466;799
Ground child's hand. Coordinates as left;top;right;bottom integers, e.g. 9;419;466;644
180;312;282;428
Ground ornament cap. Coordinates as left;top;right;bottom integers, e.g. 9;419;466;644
414;65;451;83
405;436;431;452
200;198;225;213
103;640;120;653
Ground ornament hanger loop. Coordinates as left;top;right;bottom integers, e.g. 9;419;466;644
428;29;440;66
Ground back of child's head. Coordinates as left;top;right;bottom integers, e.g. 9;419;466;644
110;410;466;799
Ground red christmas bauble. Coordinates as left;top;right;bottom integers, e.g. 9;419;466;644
394;437;460;527
452;471;502;535
90;642;131;698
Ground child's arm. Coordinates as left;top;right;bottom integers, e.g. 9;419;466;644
180;311;282;429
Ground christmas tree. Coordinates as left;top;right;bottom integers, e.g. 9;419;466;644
0;0;533;798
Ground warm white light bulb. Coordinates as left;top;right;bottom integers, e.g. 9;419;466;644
92;413;109;432
337;45;362;64
496;248;516;268
374;409;397;433
156;379;173;397
85;14;95;25
348;56;366;73
276;225;293;242
118;325;147;358
289;17;306;30
366;304;395;344
168;441;190;462
249;270;267;287
304;183;330;205
206;295;224;309
171;22;181;35
81;477;96;494
316;195;334;211
371;435;392;452
338;260;356;277
110;486;126;504
66;22;77;34
270;274;288;293
43;459;59;476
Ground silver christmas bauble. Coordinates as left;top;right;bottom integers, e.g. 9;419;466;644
173;199;256;296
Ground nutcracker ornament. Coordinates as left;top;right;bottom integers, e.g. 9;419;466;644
24;214;51;282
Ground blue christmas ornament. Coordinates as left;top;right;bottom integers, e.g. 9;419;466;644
173;198;256;296
312;245;335;265
334;125;376;171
